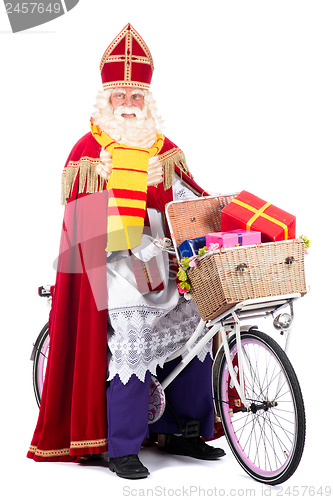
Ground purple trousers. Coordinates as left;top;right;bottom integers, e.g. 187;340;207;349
106;355;214;458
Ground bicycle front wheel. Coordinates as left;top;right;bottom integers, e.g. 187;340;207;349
217;330;305;485
32;322;49;407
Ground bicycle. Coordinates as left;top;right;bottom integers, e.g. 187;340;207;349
31;195;306;485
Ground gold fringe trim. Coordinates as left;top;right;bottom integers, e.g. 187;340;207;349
61;149;192;204
160;148;192;190
61;157;103;204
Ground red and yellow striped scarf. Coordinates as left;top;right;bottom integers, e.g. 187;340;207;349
91;122;164;251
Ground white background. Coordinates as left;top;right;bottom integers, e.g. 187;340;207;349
1;0;332;498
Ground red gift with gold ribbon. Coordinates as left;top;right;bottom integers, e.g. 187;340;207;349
221;191;296;242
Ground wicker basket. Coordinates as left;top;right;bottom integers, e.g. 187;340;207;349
166;196;307;321
188;239;307;320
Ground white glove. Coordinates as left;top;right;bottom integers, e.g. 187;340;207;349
147;156;163;186
96;149;112;181
131;234;161;262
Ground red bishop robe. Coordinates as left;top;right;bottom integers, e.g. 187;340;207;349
27;132;208;462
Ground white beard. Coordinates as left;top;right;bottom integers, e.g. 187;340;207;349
91;90;162;148
91;89;164;186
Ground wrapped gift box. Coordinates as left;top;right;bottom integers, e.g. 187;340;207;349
179;236;206;258
228;229;261;246
206;232;239;249
221;191;296;242
206;230;261;249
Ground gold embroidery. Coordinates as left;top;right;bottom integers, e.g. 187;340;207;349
101;27;154;71
63;156;100;169
70;438;108;448
29;438;108;457
102;80;151;91
142;261;151;285
125;27;132;83
158;147;182;162
106;56;151;66
29;445;70;457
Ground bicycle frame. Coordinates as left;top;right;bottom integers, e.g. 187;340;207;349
36;248;300;412
161;293;300;411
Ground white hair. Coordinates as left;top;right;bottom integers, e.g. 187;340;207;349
111;87;145;96
91;88;163;148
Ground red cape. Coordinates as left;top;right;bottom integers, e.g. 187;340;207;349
27;133;208;462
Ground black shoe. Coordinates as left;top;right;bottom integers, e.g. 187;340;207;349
109;454;150;479
164;434;226;460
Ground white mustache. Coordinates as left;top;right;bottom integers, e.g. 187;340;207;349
114;106;146;121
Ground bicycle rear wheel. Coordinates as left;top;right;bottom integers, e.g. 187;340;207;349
32;322;49;407
217;330;305;485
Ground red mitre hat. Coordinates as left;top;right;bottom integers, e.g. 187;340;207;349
100;24;154;91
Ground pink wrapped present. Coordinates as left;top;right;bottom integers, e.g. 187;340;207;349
228;229;261;246
206;230;261;250
206;232;239;249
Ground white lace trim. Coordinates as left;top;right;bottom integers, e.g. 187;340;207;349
107;298;212;384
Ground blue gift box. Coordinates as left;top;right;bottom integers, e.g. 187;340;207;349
178;236;206;258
